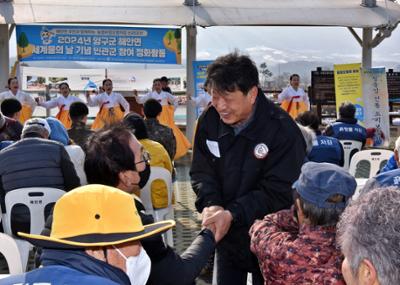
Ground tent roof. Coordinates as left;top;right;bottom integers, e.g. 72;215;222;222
1;0;400;28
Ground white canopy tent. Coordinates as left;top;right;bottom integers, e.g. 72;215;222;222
1;0;400;138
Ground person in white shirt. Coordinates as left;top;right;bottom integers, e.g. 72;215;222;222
86;79;130;130
0;77;37;124
278;74;310;119
134;78;190;160
38;82;82;129
190;85;212;117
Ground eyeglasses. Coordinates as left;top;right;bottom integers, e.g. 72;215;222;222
135;151;151;165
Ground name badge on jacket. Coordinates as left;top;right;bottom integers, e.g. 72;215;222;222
206;139;221;158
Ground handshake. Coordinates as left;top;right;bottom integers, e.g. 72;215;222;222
201;206;233;243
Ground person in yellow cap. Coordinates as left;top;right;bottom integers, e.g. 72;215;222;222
38;82;83;129
86;79;130;130
0;77;37;124
1;184;174;285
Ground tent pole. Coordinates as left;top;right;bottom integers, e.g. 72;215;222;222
0;24;10;92
186;25;197;144
362;27;372;68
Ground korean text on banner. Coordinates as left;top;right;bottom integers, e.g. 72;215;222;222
362;67;390;147
16;25;182;64
192;60;213;117
334;63;364;122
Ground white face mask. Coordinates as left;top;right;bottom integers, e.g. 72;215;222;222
113;246;151;285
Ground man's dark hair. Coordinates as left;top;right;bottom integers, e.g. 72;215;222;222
206;52;259;94
294;191;345;226
160;76;169;83
153;78;161;84
339;102;356;119
84;125;136;187
143;99;162;119
296;111;320;133
69;102;89;122
59;82;70;89
123;113;148;140
1;98;22;118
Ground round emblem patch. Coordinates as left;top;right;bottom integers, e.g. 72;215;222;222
254;143;269;159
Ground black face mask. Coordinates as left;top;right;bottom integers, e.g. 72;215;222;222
138;163;151;189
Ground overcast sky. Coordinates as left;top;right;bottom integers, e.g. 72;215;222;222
9;25;400;68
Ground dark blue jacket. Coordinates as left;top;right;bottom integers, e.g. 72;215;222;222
363;168;400;194
0;249;129;285
324;118;367;146
379;154;397;174
308;135;344;166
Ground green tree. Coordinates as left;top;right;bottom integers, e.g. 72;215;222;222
174;29;182;53
18;32;29;52
259;62;273;88
167;31;173;44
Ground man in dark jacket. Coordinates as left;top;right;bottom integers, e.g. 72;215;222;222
143;98;177;161
190;52;306;285
324;102;367;147
0;118;80;235
68;101;93;149
0;99;23;141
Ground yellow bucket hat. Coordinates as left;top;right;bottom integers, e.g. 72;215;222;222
18;184;175;248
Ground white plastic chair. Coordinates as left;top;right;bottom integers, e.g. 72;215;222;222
65;145;87;185
339;140;363;170
140;167;174;247
2;187;66;270
0;233;23;274
349;149;394;178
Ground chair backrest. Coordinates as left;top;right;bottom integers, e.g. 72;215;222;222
349;149;394;178
339;140;363;170
3;187;66;236
0;233;23;274
65;145;87;185
140;167;173;215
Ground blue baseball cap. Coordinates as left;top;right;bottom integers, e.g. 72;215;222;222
293;162;356;209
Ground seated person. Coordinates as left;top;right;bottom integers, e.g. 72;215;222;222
0;98;23;141
324;102;367;147
3;184;175;285
82;125;216;285
250;162;356;285
297;123;316;157
46;117;87;185
0;118;80;235
123;113;173;209
337;188;400;285
143;99;176;161
297;111;344;166
378;136;400;174
68;101;93;149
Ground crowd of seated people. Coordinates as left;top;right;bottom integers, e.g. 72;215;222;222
0;73;399;285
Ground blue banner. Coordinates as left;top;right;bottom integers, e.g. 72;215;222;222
193;60;213;117
16;25;182;64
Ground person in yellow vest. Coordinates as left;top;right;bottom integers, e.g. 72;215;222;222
133;78;190;160
124;113;173;209
38;82;83;129
278;74;309;119
86;79;130;130
0;77;37;124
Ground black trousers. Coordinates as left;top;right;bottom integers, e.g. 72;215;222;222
216;249;264;285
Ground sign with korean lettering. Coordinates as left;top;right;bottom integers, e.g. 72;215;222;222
362;67;390;147
334;63;364;122
193;60;213;117
16;25;182;64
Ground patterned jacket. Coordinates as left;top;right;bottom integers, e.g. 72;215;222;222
250;207;345;285
144;118;176;160
68;121;94;149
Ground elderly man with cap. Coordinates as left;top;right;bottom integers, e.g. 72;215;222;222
2;184;175;285
250;162;356;284
0;118;80;235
